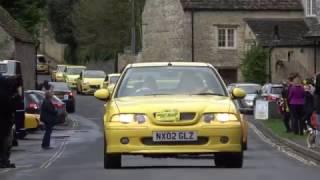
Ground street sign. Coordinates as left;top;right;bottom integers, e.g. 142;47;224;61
254;100;269;120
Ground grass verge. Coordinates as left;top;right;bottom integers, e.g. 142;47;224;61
262;119;306;140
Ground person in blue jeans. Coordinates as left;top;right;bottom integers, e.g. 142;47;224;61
40;91;58;149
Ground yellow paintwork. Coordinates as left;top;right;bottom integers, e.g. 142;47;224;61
94;89;109;100
98;62;245;155
64;66;86;88
240;114;248;145
25;114;40;129
78;77;105;94
103;73;120;95
232;88;246;99
37;64;49;73
52;65;67;82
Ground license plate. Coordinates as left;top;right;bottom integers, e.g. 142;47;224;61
155;110;179;122
152;131;197;142
64;95;69;100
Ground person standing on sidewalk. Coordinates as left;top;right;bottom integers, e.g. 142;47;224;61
314;73;320;130
303;80;314;131
40;91;58;149
0;73;16;168
288;73;305;135
280;79;292;133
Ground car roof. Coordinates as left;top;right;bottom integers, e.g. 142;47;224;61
128;62;212;68
229;83;261;86
108;73;120;77
0;60;20;63
66;65;86;68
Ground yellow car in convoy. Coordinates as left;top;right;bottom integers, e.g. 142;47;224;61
25;114;41;130
77;70;106;94
64;65;86;89
51;64;67;82
94;62;246;169
36;54;50;74
103;73;120;94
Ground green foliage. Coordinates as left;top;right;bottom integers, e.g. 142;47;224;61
0;0;46;37
241;46;268;84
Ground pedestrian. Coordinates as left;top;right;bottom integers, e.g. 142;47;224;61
0;73;16;168
40;80;52;92
314;73;320;130
303;81;314;131
280;79;292;133
288;73;305;135
40;91;58;149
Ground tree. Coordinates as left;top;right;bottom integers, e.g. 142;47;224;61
0;0;46;37
241;46;268;84
47;0;78;63
72;0;145;62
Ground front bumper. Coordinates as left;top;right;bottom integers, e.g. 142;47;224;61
105;123;242;154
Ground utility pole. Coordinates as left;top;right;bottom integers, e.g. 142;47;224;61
130;0;136;54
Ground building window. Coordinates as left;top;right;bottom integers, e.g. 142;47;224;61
218;28;236;49
305;0;316;17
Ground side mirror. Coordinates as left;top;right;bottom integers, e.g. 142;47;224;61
94;89;109;101
232;88;246;99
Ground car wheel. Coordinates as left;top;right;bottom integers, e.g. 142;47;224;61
214;152;243;168
104;153;121;169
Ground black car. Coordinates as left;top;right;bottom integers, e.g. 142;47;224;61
49;82;76;113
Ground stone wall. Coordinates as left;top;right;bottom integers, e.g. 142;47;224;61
39;24;66;63
0;26;14;59
271;47;316;82
191;10;304;81
15;41;36;90
141;0;188;62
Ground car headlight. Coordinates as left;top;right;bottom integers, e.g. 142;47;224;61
202;113;215;123
215;113;238;122
111;114;147;124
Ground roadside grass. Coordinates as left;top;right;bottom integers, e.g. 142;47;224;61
262;119;307;140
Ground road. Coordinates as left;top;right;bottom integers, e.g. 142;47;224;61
0;75;319;180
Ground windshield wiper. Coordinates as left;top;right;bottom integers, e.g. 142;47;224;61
192;92;225;96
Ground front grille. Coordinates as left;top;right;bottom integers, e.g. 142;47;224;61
141;137;208;146
180;113;196;121
90;85;100;89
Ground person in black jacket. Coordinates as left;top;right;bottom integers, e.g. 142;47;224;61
0;73;16;168
41;91;58;149
303;82;314;130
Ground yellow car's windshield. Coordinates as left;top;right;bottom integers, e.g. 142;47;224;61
84;70;106;78
66;67;85;75
116;66;227;98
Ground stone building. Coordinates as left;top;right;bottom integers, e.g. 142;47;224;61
180;0;305;84
0;6;36;89
122;0;320;83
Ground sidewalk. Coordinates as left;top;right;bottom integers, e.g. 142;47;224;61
249;117;320;164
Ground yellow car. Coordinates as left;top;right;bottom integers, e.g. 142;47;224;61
52;64;67;82
36;54;50;74
94;62;246;169
25;114;41;130
103;73;120;94
64;65;86;88
77;70;106;94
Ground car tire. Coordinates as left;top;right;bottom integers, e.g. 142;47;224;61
104;153;121;169
214;152;243;168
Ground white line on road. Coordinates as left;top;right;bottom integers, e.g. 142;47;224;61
40;117;77;169
249;122;318;166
